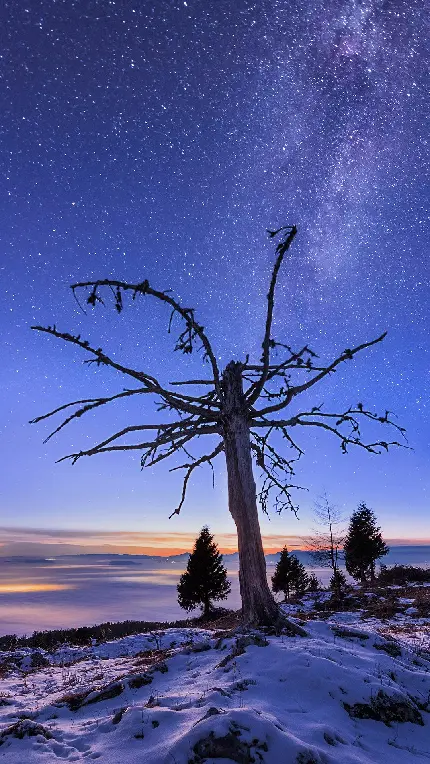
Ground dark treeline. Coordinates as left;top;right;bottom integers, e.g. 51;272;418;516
0;617;195;653
378;565;430;586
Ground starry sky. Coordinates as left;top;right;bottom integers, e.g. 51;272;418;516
1;0;429;552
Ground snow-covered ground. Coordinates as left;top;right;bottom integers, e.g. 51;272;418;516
1;599;429;763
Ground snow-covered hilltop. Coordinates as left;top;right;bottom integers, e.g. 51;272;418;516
1;595;429;763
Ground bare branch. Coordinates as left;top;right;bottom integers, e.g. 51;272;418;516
286;418;405;455
141;434;199;469
169;379;216;386
294;406;407;439
139;417;221;469
250;437;304;518
70;278;222;398
247;225;297;406
305;494;345;575
255;332;387;417
253;405;406;437
250;398;407;471
30;388;151;443
32;325;219;420
168;441;224;519
245;344;321;380
57;424;221;464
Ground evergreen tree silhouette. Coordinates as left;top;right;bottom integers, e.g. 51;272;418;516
344;503;389;585
271;547;309;602
307;573;320;591
329;569;349;595
177;527;231;617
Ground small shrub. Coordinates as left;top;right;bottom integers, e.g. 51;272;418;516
0;634;19;651
0;720;53;744
59;690;89;712
344;690;423;726
374;640;402;658
30;651;50;669
86;681;124;705
306;574;320;592
191;728;256;764
296;751;320;764
128;673;153;689
112;707;127;724
323;730;345;746
332;627;369;641
61;681;124;711
153;661;168;674
363;595;399;620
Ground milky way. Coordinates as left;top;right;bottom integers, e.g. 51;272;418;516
1;0;429;540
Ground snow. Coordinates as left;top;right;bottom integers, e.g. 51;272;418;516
1;612;429;763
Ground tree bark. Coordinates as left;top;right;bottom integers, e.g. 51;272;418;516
222;362;280;626
203;597;211;619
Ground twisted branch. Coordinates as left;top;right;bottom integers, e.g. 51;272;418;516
32;325;219;420
71;278;222;398
30;388;151;443
57;422;220;464
168;441;224;518
247;225;297;406
252;403;407;455
255;332;387;417
250;432;305;517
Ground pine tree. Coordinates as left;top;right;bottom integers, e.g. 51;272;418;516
307;573;320;592
344;503;389;585
329;569;348;595
177;527;231;618
271;547;309;602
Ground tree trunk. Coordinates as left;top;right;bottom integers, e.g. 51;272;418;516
333;567;341;599
203;597;211;619
222;362;280;626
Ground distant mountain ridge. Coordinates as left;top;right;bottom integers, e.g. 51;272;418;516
1;541;429;568
1;546;429;567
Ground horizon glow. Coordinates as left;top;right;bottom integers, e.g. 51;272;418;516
1;527;429;558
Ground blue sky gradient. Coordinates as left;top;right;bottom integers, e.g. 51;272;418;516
2;0;428;546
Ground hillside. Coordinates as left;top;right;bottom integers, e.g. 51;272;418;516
0;588;429;763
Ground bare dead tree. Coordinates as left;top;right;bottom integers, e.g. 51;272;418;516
306;494;345;597
31;225;406;628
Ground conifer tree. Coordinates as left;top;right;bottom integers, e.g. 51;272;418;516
177;527;231;618
329;569;349;595
344;503;389;585
271;547;309;602
307;573;320;591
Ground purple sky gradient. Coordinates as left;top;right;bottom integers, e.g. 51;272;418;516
1;0;428;545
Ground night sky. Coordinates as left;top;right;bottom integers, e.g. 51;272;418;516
2;0;429;550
